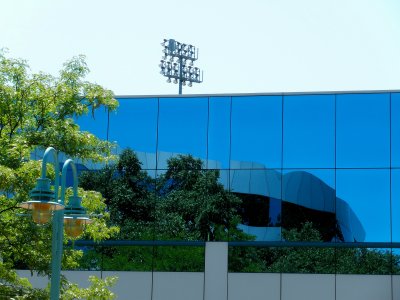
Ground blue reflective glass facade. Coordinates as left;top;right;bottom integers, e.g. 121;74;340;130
76;91;400;244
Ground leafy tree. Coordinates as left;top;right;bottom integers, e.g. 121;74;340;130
229;222;399;274
0;50;119;298
79;153;253;271
157;155;245;241
80;148;155;240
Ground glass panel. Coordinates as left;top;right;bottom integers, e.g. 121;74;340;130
282;169;335;242
336;248;392;275
157;97;208;169
336;169;390;242
228;246;335;274
277;246;335;274
230;169;282;242
336;93;390;168
208;97;230;169
392;170;400;242
214;169;231;242
392;249;400;274
98;245;153;271
228;246;280;273
231;96;282;169
73;106;109;169
155;167;233;242
283;94;335;168
153;246;205;272
392;93;400;167
75;106;109;141
109;98;158;169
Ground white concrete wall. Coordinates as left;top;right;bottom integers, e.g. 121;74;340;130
17;243;400;299
17;271;400;300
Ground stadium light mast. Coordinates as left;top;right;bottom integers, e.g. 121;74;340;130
159;39;203;95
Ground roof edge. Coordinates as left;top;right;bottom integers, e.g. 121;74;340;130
115;89;400;98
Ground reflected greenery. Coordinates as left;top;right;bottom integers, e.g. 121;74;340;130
79;150;399;274
229;222;398;274
79;149;252;271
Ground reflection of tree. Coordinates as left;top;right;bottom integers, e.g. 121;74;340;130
157;155;247;241
80;151;253;271
229;222;397;274
80;151;398;274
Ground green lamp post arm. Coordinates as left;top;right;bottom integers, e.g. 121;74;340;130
50;159;78;300
40;147;60;202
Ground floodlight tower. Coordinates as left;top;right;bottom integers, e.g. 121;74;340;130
159;39;203;95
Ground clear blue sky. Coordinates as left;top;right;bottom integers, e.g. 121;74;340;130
2;0;400;95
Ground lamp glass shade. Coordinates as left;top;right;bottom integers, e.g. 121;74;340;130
19;201;63;225
64;217;92;238
32;203;53;225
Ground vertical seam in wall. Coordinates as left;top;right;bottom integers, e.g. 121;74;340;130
225;250;228;298
280;95;284;300
206;97;210;169
229;96;233;241
151;98;160;300
390;93;393;300
227;96;232;300
334;94;337;300
203;96;210;300
203;243;207;300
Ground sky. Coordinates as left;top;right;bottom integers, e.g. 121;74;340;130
1;0;400;96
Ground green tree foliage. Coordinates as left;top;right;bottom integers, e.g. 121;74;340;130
0;50;119;298
157;155;244;241
80;142;399;275
81;152;248;241
80;149;155;240
229;222;398;274
61;275;117;300
79;152;253;271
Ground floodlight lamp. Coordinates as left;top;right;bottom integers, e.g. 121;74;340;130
182;81;186;86
188;82;192;87
167;78;171;83
173;79;178;84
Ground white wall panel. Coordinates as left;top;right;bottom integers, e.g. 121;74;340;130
282;274;335;300
228;273;280;300
103;271;152;300
152;272;204;300
336;275;391;300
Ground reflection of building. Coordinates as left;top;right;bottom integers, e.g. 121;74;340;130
73;92;399;244
229;166;365;242
52;144;365;242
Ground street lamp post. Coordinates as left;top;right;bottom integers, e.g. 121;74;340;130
159;38;203;94
19;147;92;300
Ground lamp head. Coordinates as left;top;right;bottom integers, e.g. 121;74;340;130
63;196;92;238
19;178;64;225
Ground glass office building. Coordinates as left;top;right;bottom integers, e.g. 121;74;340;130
21;91;400;299
76;91;400;247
